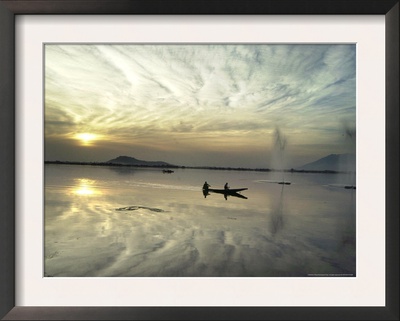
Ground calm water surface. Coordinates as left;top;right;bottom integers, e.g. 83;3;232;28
44;164;356;277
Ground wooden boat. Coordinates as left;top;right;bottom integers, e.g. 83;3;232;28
162;169;174;173
206;188;248;193
202;187;248;199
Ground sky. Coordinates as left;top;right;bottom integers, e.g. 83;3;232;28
45;44;356;169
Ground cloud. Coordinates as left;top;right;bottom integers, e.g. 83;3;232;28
45;44;356;167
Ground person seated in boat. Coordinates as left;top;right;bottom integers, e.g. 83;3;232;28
203;181;210;191
223;182;230;200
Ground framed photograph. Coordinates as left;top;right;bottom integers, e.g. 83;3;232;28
1;0;398;320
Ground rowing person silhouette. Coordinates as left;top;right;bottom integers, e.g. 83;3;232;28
202;181;210;198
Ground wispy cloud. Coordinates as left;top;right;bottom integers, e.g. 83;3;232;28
45;44;356;167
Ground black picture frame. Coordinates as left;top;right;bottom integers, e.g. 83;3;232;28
1;1;398;320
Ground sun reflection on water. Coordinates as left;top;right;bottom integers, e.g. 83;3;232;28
72;178;102;196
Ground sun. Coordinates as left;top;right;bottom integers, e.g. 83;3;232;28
75;133;98;146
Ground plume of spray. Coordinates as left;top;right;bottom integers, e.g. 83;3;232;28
340;119;356;144
340;120;356;188
270;127;289;183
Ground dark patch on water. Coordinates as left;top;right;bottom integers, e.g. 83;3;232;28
115;206;165;213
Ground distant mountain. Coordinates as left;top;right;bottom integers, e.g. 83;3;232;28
297;154;356;172
106;156;173;167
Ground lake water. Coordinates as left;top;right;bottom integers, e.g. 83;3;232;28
44;164;356;277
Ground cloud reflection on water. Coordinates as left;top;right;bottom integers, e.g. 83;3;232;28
45;165;356;277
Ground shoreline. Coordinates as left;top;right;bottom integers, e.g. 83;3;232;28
44;160;350;174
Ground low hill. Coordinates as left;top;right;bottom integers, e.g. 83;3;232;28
106;156;173;167
297;153;356;172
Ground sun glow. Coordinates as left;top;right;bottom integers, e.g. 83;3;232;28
75;133;98;146
72;178;102;196
74;187;95;195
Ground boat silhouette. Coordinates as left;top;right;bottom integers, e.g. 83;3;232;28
202;187;248;199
